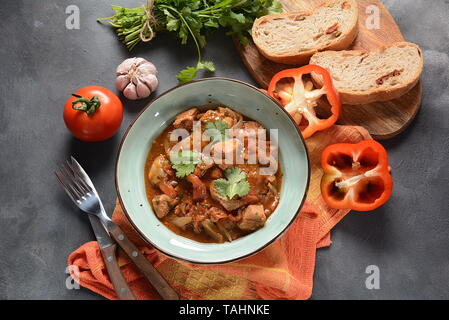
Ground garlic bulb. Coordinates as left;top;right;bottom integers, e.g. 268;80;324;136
116;57;158;100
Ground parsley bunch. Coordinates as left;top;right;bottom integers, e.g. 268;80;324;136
214;167;250;200
99;0;282;83
97;5;150;51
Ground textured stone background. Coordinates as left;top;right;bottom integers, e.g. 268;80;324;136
0;0;448;299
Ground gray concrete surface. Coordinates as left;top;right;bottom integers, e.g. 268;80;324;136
0;0;448;300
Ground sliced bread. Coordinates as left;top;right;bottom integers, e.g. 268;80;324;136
252;0;358;65
310;42;424;104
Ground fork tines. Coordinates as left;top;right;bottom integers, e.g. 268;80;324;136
54;159;92;203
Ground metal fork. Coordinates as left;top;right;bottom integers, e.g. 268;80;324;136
55;157;179;300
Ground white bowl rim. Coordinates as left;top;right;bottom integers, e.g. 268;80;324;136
115;77;311;264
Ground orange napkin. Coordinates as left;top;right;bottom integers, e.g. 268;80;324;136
68;125;371;300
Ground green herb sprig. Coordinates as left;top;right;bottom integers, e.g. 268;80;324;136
214;167;250;200
205;120;229;142
170;150;200;178
98;0;282;83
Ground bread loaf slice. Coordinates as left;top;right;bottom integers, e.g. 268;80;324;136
310;42;424;104
252;0;358;65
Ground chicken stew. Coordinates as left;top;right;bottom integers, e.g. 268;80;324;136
145;106;281;243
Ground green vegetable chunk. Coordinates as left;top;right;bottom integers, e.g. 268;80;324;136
214;167;250;200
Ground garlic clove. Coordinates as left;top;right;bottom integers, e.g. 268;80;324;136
116;58;137;75
137;62;157;76
136;80;151;99
131;73;139;86
133;57;148;67
116;75;130;91
123;82;138;100
143;74;159;92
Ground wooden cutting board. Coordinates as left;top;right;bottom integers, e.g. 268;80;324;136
234;0;422;140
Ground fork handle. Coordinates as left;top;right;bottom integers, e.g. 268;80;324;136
100;243;136;300
108;224;179;300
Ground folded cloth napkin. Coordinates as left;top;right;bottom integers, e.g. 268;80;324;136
68;125;371;300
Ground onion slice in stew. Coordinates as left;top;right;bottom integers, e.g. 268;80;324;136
202;219;223;242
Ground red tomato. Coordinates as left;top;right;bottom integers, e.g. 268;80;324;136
63;86;123;142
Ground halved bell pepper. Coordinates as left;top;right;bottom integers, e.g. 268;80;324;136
268;65;341;139
320;140;393;211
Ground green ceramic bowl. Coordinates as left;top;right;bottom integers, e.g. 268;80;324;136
116;78;310;264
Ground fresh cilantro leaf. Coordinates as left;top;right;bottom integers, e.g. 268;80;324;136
204;19;219;28
162;8;180;32
197;60;215;72
170;150;199;178
166;16;179;31
267;0;283;15
229;10;246;24
176;66;198;84
181;6;192;17
229;180;250;199
177;60;215;84
213;167;250;200
170;150;200;165
178;24;189;44
205;120;228;142
172;163;196;178
237;34;249;46
213;178;230;197
225;167;247;184
188;0;202;10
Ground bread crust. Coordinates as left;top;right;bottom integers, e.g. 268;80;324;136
310;42;424;105
252;0;359;65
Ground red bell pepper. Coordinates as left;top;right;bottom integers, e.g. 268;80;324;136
268;65;341;139
159;180;177;199
320;140;393;211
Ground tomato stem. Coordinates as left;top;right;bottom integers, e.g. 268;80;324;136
71;94;101;115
